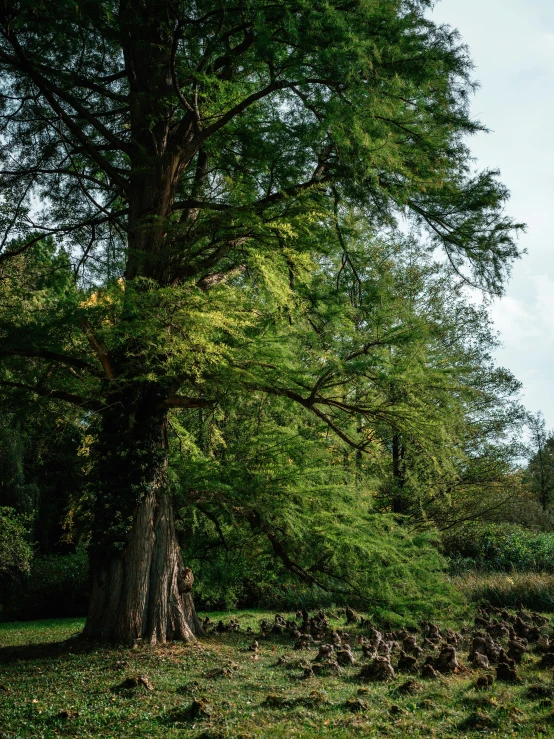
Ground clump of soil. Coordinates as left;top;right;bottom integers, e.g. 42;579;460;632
190;698;212;718
161;698;212;726
396;679;422;694
263;694;292;708
336;645;356;666
397;651;418;673
315;644;334;662
298;690;329;707
344;697;368;712
115;674;153;691
421;663;440;679
475;674;494;689
436;645;459;674
203;666;237;679
496;660;519;683
471;652;489;669
459;712;497;731
527;684;554;700
312;659;341;676
507;638;528;663
359;656;395;681
419;698;435;710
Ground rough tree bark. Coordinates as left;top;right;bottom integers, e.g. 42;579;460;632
84;483;202;643
83;385;203;644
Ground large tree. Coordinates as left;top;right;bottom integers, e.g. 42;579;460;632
0;0;521;643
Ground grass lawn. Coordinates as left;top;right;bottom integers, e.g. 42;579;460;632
2;610;554;738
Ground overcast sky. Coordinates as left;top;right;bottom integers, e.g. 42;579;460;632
430;0;554;427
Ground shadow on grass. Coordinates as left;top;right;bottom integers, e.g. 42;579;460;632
0;634;101;664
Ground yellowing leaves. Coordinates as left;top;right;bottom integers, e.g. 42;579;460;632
79;277;125;309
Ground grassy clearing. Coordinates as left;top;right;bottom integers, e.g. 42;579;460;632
2;611;554;738
454;572;554;611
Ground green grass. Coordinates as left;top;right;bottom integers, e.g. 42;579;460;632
2;610;554;737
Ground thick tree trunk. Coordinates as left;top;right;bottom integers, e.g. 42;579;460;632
83;384;202;643
84;487;202;643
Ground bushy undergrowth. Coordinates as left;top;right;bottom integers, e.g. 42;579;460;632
442;522;554;575
0;549;89;621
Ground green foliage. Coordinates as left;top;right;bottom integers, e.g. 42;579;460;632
0;506;32;583
170;376;459;619
182;503;458;621
443;522;554;575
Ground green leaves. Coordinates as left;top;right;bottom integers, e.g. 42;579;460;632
0;507;32;582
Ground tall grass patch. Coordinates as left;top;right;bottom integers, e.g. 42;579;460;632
454;571;554;611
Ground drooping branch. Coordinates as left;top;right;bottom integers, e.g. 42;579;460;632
0;380;102;410
245;508;375;603
259;385;374;452
196;505;230;551
0;346;92;371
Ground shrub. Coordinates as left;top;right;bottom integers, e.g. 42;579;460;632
442;522;554;575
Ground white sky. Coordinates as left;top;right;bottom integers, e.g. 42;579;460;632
431;0;554;427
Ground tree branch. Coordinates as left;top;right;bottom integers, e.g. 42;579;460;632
80;320;116;380
161;395;215;409
0;33;129;191
0;380;102;410
0;347;92;371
